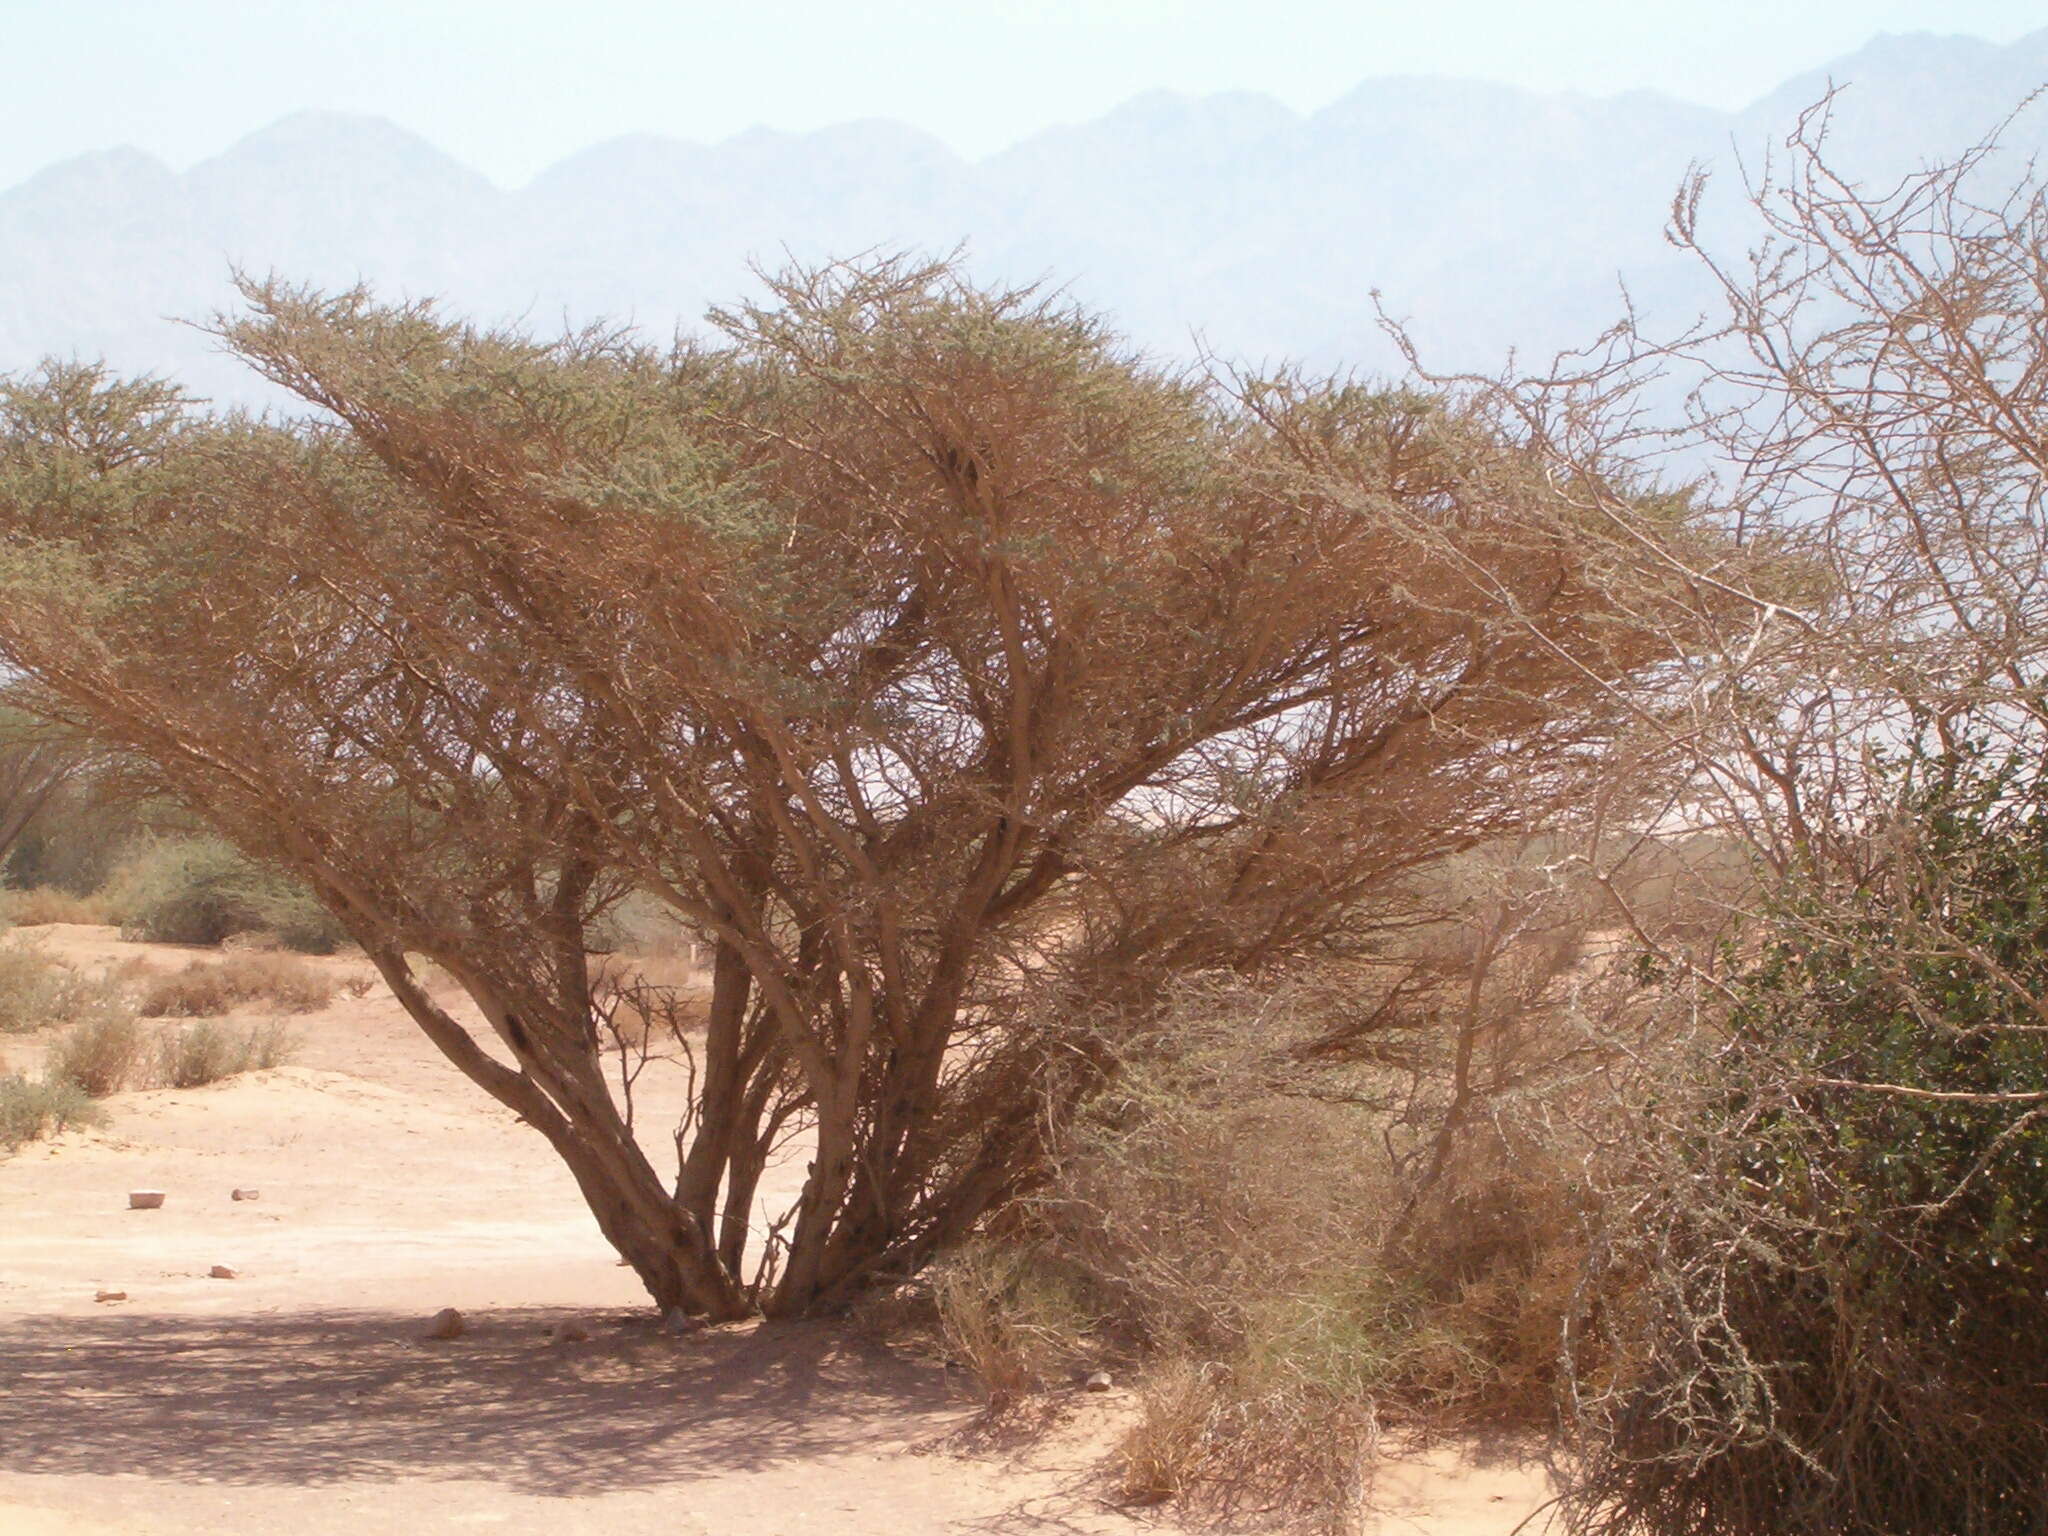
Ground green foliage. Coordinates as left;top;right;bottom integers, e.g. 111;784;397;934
0;1071;100;1150
107;836;346;952
1571;743;2048;1536
1732;756;2048;1271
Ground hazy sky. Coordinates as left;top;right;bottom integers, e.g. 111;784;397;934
5;0;2043;190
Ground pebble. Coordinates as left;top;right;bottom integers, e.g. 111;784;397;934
128;1191;165;1210
94;1289;127;1303
1084;1370;1114;1392
209;1264;238;1280
231;1188;261;1202
424;1306;466;1340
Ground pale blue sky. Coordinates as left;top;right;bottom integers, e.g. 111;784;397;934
6;0;2044;190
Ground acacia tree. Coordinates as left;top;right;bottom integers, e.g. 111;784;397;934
0;260;1696;1317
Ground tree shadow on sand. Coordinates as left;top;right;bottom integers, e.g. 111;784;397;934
0;1307;971;1498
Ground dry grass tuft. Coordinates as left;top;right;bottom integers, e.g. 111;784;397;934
928;1240;1099;1410
137;953;337;1018
591;954;709;1052
1117;1361;1220;1505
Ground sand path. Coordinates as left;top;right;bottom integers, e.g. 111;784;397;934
0;925;1555;1534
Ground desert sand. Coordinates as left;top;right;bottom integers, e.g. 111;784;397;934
0;924;1556;1534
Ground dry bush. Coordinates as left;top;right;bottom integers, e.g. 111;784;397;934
240;1017;297;1071
136;952;336;1017
938;931;1629;1531
931;823;1729;1532
1;886;108;925
154;1020;237;1087
45;1007;147;1097
589;956;709;1063
0;1071;99;1149
153;1017;296;1088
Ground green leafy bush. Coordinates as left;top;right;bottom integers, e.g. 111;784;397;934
107;836;346;953
1569;746;2048;1536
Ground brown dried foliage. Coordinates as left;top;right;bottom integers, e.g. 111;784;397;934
135;953;338;1018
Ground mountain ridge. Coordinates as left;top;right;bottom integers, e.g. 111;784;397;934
4;32;2046;404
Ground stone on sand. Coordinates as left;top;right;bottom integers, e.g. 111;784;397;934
425;1306;466;1340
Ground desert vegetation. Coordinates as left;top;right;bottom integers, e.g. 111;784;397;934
0;901;322;1151
0;98;2043;1536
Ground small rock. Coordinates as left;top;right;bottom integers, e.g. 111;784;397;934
424;1307;465;1341
661;1307;706;1337
1084;1370;1114;1393
94;1289;127;1303
209;1264;238;1280
128;1190;165;1210
231;1188;260;1202
547;1318;592;1345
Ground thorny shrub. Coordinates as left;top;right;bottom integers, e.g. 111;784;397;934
1564;745;2048;1536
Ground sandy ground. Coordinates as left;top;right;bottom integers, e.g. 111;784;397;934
0;925;1557;1535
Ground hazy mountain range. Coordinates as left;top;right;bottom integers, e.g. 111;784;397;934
5;27;2047;406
